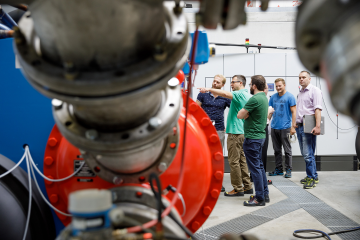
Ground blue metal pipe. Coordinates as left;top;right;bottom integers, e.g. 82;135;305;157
0;23;11;30
0;8;18;28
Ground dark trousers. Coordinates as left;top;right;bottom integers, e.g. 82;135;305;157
271;127;292;171
243;138;269;202
261;125;269;172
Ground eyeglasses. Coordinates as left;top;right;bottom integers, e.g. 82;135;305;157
230;81;240;84
249;83;253;87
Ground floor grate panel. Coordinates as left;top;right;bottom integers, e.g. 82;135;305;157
250;198;300;219
328;227;360;240
195;214;272;239
197;176;360;240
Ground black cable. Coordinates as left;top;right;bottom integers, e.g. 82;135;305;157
149;173;162;224
293;226;360;239
317;77;358;131
160;201;197;240
293;229;331;239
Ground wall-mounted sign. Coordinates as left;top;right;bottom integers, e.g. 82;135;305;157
267;83;274;91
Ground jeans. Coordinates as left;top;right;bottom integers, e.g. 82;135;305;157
243;138;269;201
296;125;318;179
261;125;269;172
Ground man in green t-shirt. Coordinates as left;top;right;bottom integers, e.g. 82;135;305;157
198;75;253;197
238;75;269;206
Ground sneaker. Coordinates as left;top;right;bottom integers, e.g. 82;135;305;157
221;186;225;192
268;168;284;176
301;176;319;184
303;178;316;189
250;194;269;203
265;194;270;203
284;169;292;178
244;189;253;194
267;180;272;185
224;189;244;197
300;176;310;184
244;197;265;206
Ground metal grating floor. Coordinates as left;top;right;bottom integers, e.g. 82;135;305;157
195;176;360;240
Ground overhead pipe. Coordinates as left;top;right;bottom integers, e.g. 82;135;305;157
0;6;18;28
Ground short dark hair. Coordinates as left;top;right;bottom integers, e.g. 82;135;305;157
251;75;266;91
300;70;311;77
233;75;246;86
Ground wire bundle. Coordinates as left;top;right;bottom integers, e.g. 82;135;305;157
0;146;84;240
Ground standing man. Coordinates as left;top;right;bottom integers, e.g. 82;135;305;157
262;83;275;173
268;78;297;178
196;74;231;192
295;71;322;189
198;75;253;197
238;75;269;206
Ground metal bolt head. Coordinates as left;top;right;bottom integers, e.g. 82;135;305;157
85;129;98;140
158;162;167;173
168;78;179;88
148;117;162;130
52;99;63;110
113;176;123;185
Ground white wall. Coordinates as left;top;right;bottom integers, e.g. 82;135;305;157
185;6;357;157
193;53;358;157
186;7;298;55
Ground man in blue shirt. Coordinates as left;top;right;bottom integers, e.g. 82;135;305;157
268;78;297;178
197;74;231;192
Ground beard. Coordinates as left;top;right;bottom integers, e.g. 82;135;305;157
250;88;254;95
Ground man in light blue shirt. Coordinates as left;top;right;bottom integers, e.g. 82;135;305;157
268;78;296;178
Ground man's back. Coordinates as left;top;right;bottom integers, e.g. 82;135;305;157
244;92;268;139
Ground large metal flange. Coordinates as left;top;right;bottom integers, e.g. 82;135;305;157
83;125;180;184
295;0;360;75
322;11;360;118
14;6;190;98
52;84;182;152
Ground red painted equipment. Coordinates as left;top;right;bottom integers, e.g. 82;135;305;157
43;94;224;232
175;70;185;85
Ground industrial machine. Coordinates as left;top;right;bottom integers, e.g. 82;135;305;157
1;0;360;240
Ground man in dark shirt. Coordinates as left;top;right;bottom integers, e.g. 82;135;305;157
197;74;231;192
238;75;269;206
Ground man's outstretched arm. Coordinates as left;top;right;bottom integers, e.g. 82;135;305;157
198;88;233;100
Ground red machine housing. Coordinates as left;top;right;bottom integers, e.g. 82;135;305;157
43;94;224;232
